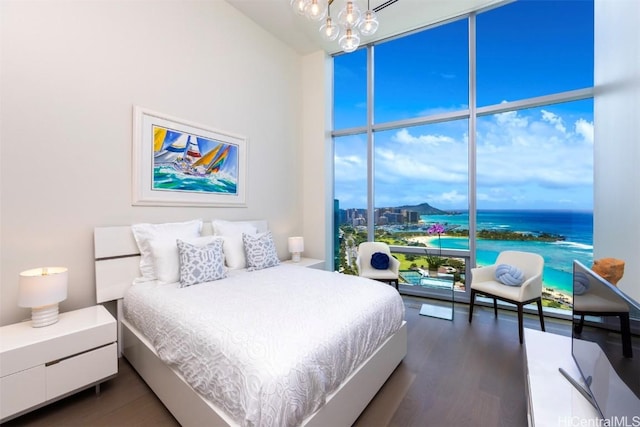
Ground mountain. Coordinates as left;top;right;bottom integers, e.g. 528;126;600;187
395;202;448;215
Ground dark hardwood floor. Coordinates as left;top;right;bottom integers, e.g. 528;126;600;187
2;297;571;427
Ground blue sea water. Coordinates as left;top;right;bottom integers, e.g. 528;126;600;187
421;210;594;295
153;166;237;194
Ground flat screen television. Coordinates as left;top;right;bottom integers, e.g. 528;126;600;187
561;260;640;419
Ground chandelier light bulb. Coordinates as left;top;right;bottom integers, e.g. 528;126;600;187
320;16;340;41
339;27;361;53
305;0;327;22
359;9;379;36
290;0;309;16
338;1;362;28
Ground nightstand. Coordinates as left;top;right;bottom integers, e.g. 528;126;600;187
283;257;325;269
0;305;117;422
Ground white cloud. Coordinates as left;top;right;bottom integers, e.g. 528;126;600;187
335;106;594;209
392;128;455;146
575;118;594;144
437;190;467;204
541;109;567;133
334;154;366;182
495;110;529;128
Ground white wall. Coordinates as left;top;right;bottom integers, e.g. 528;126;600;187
594;0;640;302
301;51;333;267
0;0;303;325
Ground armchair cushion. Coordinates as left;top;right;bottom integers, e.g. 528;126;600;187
495;264;525;287
371;252;390;270
574;271;591;295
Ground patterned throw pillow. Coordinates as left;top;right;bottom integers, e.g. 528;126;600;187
243;231;280;271
177;238;227;287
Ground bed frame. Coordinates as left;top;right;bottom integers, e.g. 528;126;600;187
94;223;407;427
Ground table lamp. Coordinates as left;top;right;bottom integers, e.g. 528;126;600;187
18;267;68;327
288;236;304;262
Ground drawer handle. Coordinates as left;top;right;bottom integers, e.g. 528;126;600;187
44;342;115;367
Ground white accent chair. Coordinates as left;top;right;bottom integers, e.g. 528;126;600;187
468;250;545;343
356;242;400;290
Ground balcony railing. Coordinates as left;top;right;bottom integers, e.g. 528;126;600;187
388;245;471;302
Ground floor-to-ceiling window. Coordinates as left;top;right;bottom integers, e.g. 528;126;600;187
333;0;594;310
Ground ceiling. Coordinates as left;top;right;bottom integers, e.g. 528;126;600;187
226;0;508;55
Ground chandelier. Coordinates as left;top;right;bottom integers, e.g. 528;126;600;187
290;0;397;53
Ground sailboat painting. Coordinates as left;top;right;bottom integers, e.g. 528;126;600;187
152;125;239;194
133;107;246;207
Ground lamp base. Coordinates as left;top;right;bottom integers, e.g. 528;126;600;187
31;304;60;327
291;252;301;263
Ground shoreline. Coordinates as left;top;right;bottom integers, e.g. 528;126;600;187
407;235;455;247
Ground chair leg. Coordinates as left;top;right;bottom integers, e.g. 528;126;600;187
536;299;545;332
574;314;585;334
620;313;633;358
517;303;524;344
493;298;498;318
468;289;476;323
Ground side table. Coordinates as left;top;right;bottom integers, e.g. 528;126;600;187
282;257;325;269
0;305;117;422
418;273;454;320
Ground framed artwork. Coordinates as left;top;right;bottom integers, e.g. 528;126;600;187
132;106;247;207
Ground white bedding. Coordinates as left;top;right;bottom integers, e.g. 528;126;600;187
123;264;405;427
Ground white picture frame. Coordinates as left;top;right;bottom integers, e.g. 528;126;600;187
132;106;247;207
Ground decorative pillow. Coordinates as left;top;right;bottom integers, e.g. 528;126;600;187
574;271;591;295
131;219;203;283
371;252;390;270
150;236;221;284
495;264;525;287
176;238;226;287
243;231;280;272
211;220;258;269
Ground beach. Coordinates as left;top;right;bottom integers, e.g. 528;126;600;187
407;235;447;247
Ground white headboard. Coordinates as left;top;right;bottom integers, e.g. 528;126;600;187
94;226;142;304
94;220;268;304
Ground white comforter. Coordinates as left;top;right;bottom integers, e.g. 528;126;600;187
123;264;405;427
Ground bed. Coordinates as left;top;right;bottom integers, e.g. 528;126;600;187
94;220;407;427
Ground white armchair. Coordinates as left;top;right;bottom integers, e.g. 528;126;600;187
468;250;545;343
356;242;400;290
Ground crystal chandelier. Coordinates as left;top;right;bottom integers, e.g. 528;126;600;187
291;0;395;53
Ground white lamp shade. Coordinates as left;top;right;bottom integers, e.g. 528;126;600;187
288;237;304;262
18;267;68;308
288;236;304;253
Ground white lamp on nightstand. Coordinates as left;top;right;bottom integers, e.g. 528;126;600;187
18;267;68;327
288;236;304;263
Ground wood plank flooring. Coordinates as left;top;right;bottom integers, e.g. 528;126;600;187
2;296;571;427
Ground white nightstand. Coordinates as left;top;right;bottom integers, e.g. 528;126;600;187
0;305;118;422
283;257;325;269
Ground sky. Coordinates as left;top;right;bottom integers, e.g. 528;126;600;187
333;0;595;211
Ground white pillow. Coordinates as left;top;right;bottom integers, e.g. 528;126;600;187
131;219;203;282
150;236;221;284
211;220;258;269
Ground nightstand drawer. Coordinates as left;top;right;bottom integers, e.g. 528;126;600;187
0;365;45;419
46;342;117;399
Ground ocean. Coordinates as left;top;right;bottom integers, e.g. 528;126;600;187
153;165;237;194
421;210;594;295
